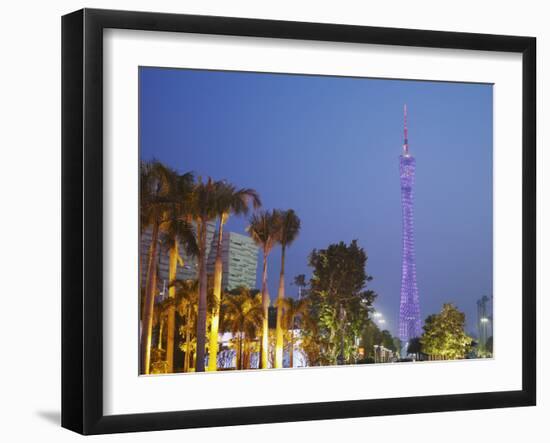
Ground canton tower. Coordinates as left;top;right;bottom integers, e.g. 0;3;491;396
398;104;422;350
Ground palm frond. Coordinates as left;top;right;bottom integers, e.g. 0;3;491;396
247;209;281;253
278;209;301;247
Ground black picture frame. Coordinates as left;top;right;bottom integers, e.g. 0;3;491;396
62;8;536;435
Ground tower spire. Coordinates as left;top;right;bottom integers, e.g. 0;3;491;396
403;104;409;154
398;103;421;352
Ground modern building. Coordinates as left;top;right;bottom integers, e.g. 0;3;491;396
140;221;216;287
398;105;422;351
141;223;258;293
207;231;259;291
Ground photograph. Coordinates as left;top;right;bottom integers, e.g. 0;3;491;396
138;66;494;375
0;1;542;440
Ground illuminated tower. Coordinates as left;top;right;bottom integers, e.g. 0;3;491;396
398;105;422;351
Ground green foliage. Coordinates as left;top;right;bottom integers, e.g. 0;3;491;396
303;240;376;365
283;297;309;330
392;337;402;356
407;336;422;356
420;303;473;360
277;209;301;249
150;348;168;374
214;182;262;218
160;218;199;258
293;274;307;288
221;287;263;336
247;210;282;254
140;160;182;233
380;330;395;351
358;320;400;360
292;274;308;299
221;287;263;369
360;320;381;359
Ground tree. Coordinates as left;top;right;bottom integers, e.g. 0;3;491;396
392;337;402;359
247;210;281;369
139;160;179;374
300;302;322;366
190;178;222;372
420;303;473;360
293;274;307;299
174;279;199;372
360;319;382;361
380;329;395;351
307;240;376;365
407;336;422;359
207;183;261;371
283;297;309;368
160;172;197;373
274;209;301;368
221;287;263;369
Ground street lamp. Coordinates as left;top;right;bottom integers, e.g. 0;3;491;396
373;312;386;326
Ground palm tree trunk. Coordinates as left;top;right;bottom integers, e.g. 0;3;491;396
260;251;270;369
237;333;243;370
243;342;249;369
208;215;226;371
140;234;150;295
289;319;294;368
165;241;178;373
142;229;157;297
240;334;245;370
158;317;164;350
140;222;160;374
184;305;192;372
196;219;208;372
275;246;286;368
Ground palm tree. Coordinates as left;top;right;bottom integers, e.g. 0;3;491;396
247;210;281;369
274;210;301;368
159;172;198;373
153;290;167;353
174;279;199;372
190;178;221;372
222;288;263;369
162;220;198;372
140;160;179;374
241;323;261;369
293;274;307;299
283;297;309;368
207;183;261;371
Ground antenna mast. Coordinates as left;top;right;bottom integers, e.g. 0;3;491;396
403;104;409;155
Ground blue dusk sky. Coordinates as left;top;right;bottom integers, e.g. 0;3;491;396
139;67;493;337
